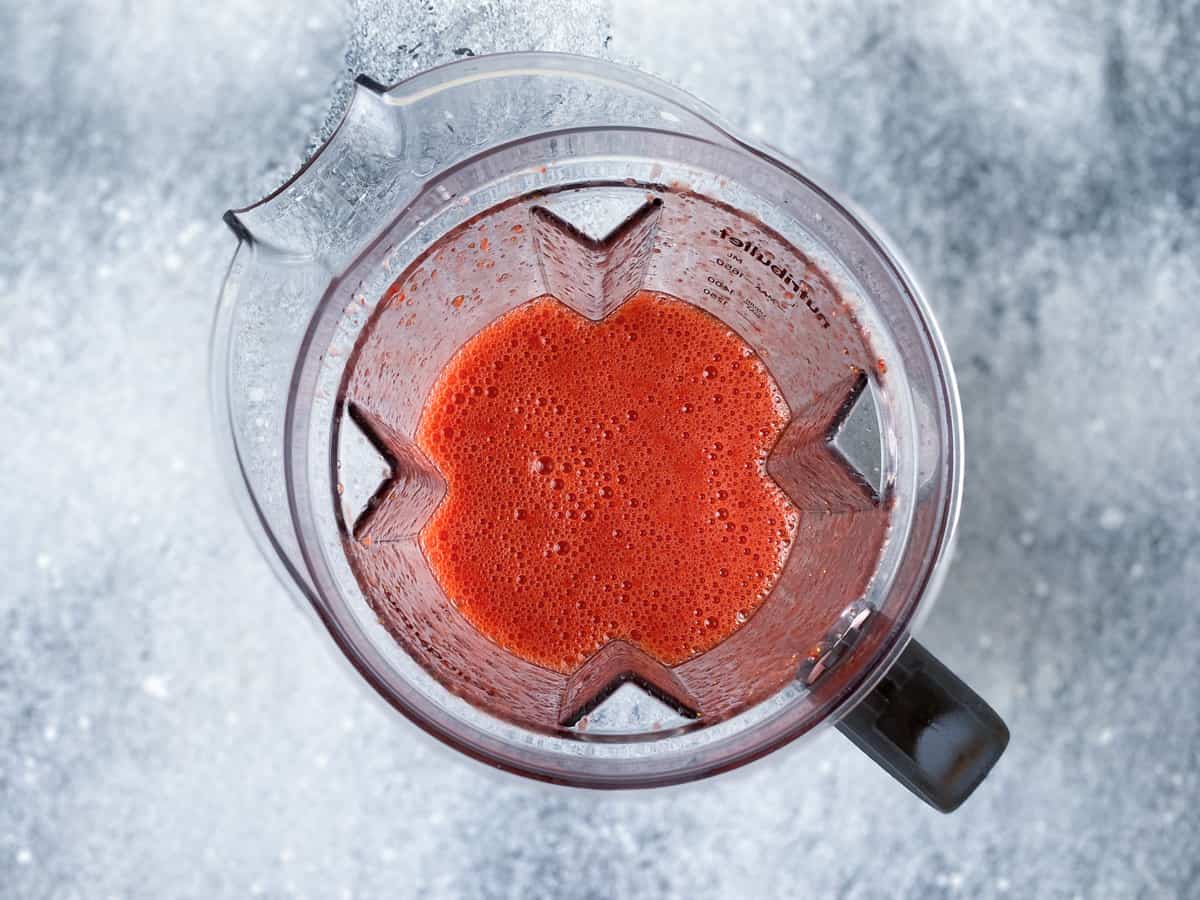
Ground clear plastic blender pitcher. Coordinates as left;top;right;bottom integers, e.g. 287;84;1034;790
213;52;1007;810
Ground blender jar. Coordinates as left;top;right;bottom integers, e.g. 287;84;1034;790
213;52;1007;810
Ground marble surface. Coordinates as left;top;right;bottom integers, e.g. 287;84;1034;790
3;1;1199;897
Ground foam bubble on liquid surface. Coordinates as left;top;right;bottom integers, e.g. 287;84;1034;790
416;291;798;673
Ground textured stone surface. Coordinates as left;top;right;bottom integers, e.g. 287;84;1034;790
3;0;1198;897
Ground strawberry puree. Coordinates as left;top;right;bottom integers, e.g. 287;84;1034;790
417;291;797;672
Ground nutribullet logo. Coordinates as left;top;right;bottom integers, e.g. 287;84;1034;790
717;228;830;328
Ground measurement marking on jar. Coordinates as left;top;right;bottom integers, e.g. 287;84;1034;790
711;227;832;328
703;264;735;305
715;256;743;277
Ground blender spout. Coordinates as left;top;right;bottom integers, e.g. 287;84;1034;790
222;79;406;266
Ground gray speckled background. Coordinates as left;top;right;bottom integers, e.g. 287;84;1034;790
3;1;1199;897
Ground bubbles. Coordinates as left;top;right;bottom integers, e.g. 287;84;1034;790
412;290;797;672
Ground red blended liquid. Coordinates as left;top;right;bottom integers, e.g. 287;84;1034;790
417;290;797;673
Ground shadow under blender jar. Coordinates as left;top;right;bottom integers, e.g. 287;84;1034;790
213;53;1008;811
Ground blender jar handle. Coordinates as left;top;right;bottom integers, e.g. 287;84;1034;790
836;640;1009;812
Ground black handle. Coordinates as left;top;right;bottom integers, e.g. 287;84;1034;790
836;639;1009;813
